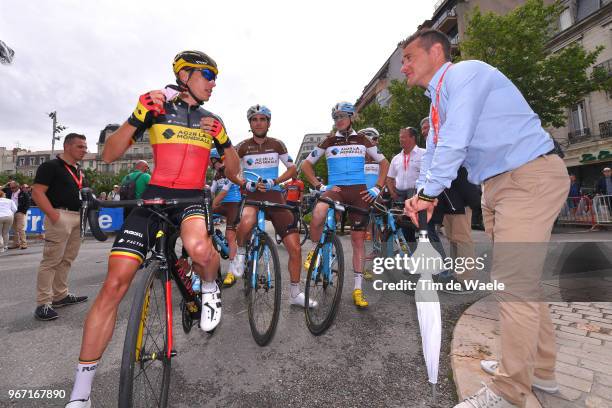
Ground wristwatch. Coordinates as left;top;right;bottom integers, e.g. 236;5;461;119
417;189;436;202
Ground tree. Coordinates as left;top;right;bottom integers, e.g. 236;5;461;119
0;172;33;186
354;80;430;159
83;168;129;196
459;0;610;128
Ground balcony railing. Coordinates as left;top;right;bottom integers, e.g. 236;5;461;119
567;128;591;144
600;120;612;139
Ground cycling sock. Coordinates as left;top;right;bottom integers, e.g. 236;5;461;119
69;359;99;401
354;272;363;290
237;247;246;256
289;282;300;298
202;280;218;293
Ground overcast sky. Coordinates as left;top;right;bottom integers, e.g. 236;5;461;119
1;1;436;157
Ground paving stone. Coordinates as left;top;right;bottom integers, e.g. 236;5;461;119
557;330;602;345
555;336;583;349
556;372;593;392
586;395;612;408
594;373;612;387
551;318;571;326
560;344;612;365
589;332;612;342
556;352;579;365
582;310;606;318
592;384;612;401
555;361;594;381
556;384;584;401
559;326;588;336
581;359;612;376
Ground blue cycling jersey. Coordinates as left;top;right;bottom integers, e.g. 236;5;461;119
306;131;385;186
212;177;241;203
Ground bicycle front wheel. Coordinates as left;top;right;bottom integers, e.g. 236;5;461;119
304;235;344;335
247;233;282;346
119;260;171;408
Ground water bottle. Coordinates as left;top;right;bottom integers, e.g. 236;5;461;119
215;229;229;257
191;273;201;293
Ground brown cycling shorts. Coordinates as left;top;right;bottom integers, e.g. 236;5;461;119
212;202;239;231
321;184;370;231
245;190;298;239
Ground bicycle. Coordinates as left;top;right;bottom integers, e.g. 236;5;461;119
235;171;300;346
274;190;311;247
371;197;413;259
303;194;369;335
80;187;220;408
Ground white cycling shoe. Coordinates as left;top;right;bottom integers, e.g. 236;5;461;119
65;398;91;408
200;286;222;333
289;292;318;308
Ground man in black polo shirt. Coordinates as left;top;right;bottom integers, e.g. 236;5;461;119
32;133;89;321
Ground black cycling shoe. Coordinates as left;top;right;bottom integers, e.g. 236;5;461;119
34;304;59;321
52;294;89;308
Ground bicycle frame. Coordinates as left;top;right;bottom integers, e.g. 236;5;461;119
311;204;340;283
248;207;272;290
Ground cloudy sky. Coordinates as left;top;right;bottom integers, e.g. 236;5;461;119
1;1;436;157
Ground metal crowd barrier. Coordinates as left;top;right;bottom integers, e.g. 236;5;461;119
557;195;612;228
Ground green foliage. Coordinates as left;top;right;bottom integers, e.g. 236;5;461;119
83;168;129;195
354;80;430;159
0;172;33;186
299;154;328;187
459;0;608;128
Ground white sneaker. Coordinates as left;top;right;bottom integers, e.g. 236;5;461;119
289;292;318;308
454;382;517;408
200;285;222;332
233;254;245;278
481;360;559;393
65;398;91;408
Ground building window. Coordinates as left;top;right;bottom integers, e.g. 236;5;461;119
559;8;572;31
89;160;93;167
122;163;128;170
29;157;36;166
18;158;25;166
568;101;591;142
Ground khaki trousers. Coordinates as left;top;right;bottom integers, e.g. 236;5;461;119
443;208;475;281
482;155;569;407
36;210;82;305
12;212;27;247
0;215;13;248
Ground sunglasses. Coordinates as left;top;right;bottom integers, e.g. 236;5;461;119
199;68;217;82
333;113;351;121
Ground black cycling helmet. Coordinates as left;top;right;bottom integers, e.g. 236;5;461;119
172;50;218;105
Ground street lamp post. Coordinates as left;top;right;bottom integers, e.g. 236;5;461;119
48;111;67;155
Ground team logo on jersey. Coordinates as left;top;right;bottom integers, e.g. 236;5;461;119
287;155;294;163
311;150;318;157
163;128;175;140
246;158;254;166
331;148;339;155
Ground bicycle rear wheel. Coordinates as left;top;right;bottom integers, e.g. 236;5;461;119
304;235;344;335
119;260;171;408
299;219;309;246
247;233;282;346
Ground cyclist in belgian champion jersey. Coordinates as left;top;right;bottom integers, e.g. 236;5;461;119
65;51;242;408
301;102;389;309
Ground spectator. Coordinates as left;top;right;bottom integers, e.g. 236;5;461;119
567;174;581;217
284;176;304;208
595;167;611;195
31;133;89;321
120;160;151;200
6;181;30;249
108;185;121;201
402;29;568;407
98;191;107;200
0;190;17;253
386;127;425;242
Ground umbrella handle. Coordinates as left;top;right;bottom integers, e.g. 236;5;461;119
418;210;428;232
432;383;437;405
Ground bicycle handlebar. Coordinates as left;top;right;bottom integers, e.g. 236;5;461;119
80;187;211;242
316;196;370;215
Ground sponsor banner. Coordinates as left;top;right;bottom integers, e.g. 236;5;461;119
25;207;124;233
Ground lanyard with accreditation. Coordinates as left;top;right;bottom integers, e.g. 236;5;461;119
64;163;84;200
430;63;452;146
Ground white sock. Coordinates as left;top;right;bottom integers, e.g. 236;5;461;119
202;280;218;293
237;247;246;256
69;359;99;401
289;282;301;298
354;272;363;290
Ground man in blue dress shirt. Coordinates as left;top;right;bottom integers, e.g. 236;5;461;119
402;29;569;408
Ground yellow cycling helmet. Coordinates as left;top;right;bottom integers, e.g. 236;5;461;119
172;50;218;77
